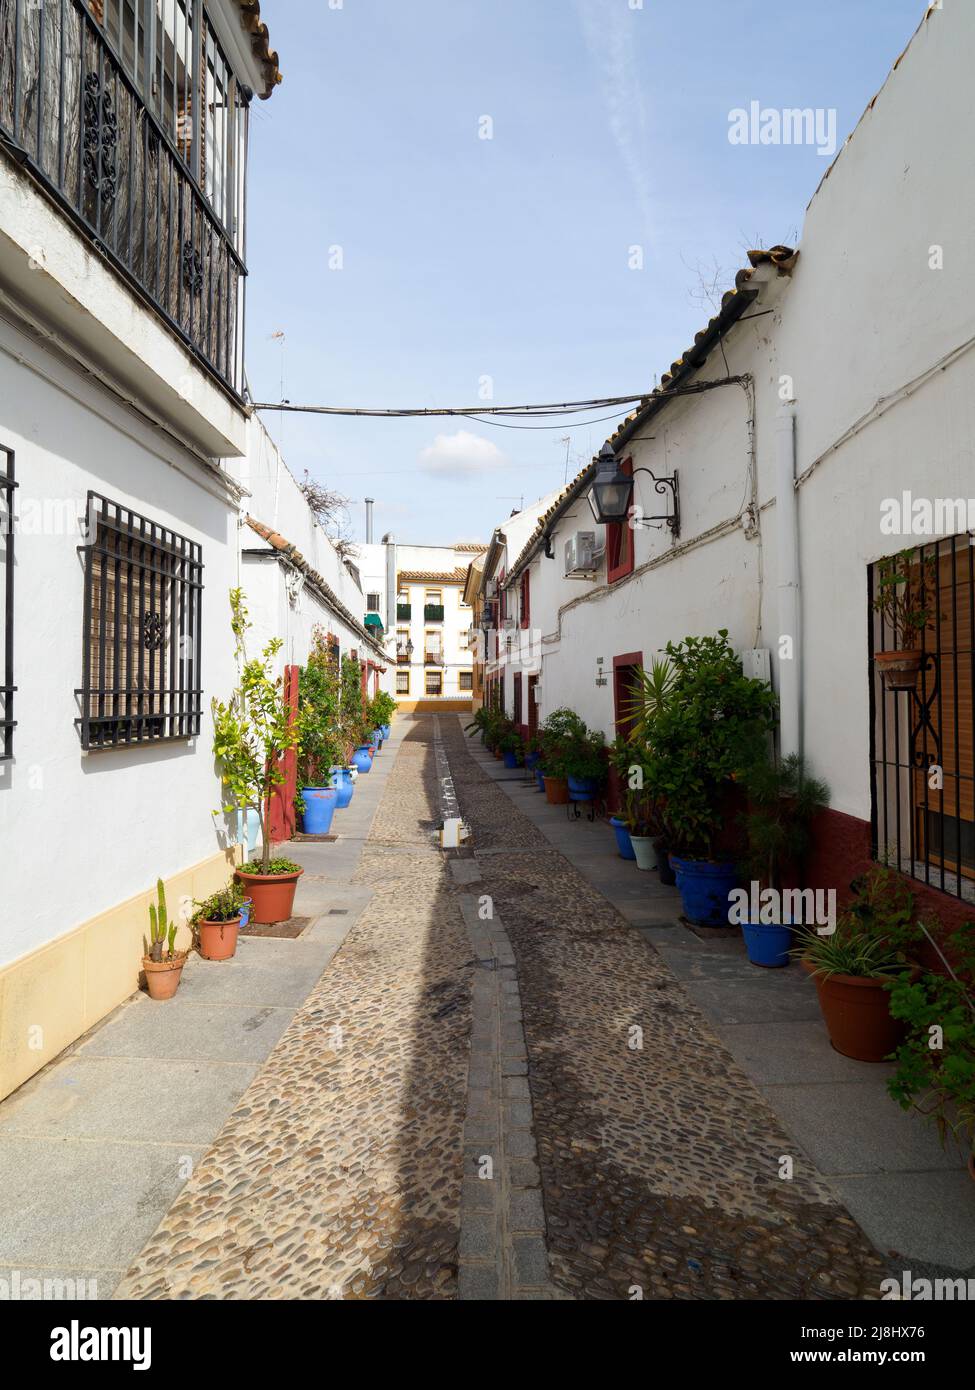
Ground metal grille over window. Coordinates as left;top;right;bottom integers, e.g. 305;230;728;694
76;493;203;749
868;534;975;903
0;444;16;761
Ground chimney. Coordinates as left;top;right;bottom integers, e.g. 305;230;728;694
365;497;375;544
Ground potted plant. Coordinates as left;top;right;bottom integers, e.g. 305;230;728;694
142;880;188;1001
340;654;374;773
194;881;246;962
887;924;975;1179
539;708;586;806
794;867;921;1061
737;753;830;967
564;727;606;803
212;590;304;925
609;737;655;867
644;632;777;925
871;547;940;689
297;631;344;833
499;729;523;769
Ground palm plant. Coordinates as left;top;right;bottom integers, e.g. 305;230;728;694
740;752;829;893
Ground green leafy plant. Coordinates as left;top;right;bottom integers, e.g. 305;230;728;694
145;879;180;963
340;653;372;754
297;627;344;786
240;857;302;876
369;690;397;726
212;590;302;875
887;925;975;1161
640;632;778;858
562;728;606;783
871;547;940;645
794;865;923;978
538;707;588;779
465;706;493;740
740;752;830;892
498;729;524;758
609;736;660;835
624;656;676;743
192;881;245;925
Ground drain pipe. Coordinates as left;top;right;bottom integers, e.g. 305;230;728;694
776;401;801;759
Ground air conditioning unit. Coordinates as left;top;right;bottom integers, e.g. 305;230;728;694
564;530;598;576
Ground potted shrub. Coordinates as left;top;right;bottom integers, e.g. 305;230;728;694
297;631;344;833
539;708;586;806
499;729;523;769
212;590;304;925
608;737;657;868
737;753;830;967
871;547;940;690
794;867;921;1061
142;880;188;1001
564;727;606;804
644;632;776;925
887;925;975;1179
194;881;246;962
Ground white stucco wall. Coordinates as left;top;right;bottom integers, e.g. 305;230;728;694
0;315;240;968
498;0;975;825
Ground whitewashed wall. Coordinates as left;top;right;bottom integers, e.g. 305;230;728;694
504;0;975;825
0;316;240;968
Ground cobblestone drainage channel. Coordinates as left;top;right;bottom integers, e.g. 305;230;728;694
433;717;563;1300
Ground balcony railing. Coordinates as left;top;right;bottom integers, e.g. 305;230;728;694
396;603;411;621
424;651;442;665
0;0;246;398
424;604;445;622
396;650;410;665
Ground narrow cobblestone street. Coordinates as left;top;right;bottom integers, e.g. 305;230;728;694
107;718;892;1301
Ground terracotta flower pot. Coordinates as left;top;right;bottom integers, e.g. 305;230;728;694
235;868;303;925
968;1153;975;1184
198;915;241;961
802;957;909;1062
875;649;924;691
544;775;569;805
143;953;187;1001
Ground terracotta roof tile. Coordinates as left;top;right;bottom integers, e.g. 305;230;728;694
397;568;469;584
235;1;282;99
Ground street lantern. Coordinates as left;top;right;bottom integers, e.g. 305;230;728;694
587;444;633;525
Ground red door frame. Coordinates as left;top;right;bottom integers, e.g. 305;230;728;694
612;651;643;734
527;674;539;738
269;663;299;844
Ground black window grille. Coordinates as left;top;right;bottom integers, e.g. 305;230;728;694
0;443;16;761
868;533;975;903
76;491;203;749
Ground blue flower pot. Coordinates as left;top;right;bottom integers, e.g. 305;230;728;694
525;751;541;771
372;729;384;750
352;745;373;773
535;768;546;793
239;898;253;930
568;775;598;803
503;750;519;769
609;816;636;860
302;786;338;835
670;856;738;926
741;920;793;968
330;768;354;809
380;724;391;739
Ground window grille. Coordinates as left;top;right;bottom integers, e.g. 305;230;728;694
76;492;203;748
868;534;975;903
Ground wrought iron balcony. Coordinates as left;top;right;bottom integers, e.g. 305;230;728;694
0;0;247;398
424;651;442;665
424;604;445;622
396;603;411;621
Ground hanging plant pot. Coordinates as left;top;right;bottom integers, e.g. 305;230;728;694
802;958;912;1062
875;649;924;690
198;915;241;962
630;835;658;871
609;816;636;860
544;775;569;805
143;953;188;1001
235;867;304;925
670;856;738;926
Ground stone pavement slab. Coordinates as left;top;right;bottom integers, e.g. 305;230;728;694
831;1171;975;1270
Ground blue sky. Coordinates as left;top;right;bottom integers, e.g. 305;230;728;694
244;0;927;546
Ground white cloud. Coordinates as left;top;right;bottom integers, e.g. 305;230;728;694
417;430;507;476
